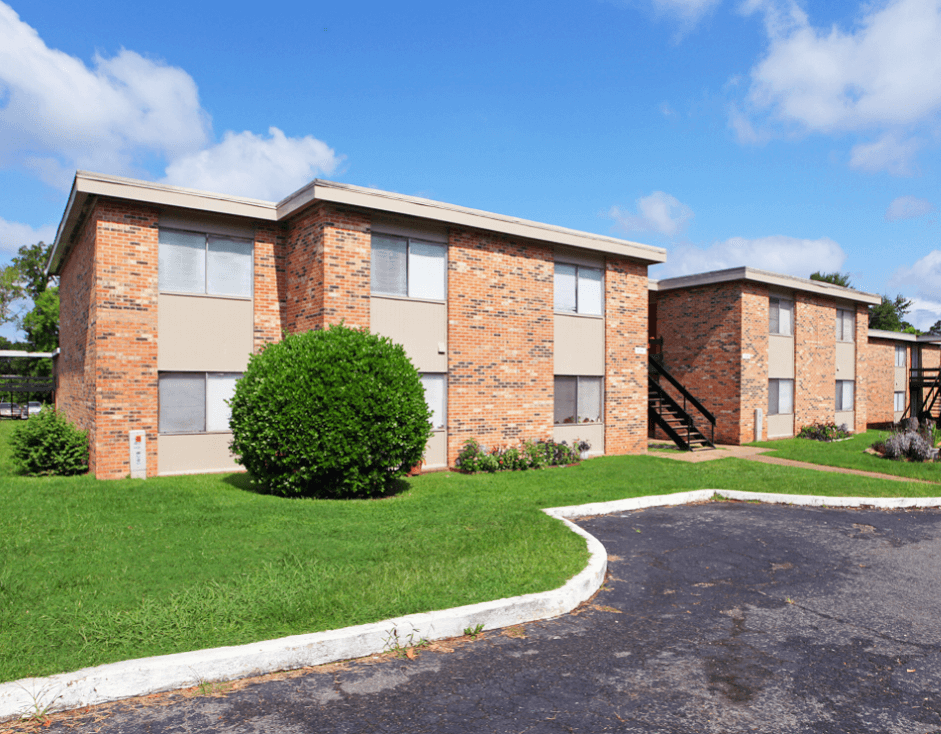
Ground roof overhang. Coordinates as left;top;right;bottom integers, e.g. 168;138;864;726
653;267;881;306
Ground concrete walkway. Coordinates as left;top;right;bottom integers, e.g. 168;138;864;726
647;439;937;484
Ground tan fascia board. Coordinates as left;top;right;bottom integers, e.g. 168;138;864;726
868;329;919;342
48;172;278;274
656;266;881;306
278;180;667;265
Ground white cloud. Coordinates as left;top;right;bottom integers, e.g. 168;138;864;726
909;297;941;331
890;249;941;301
885;195;936;222
736;0;941;174
0;217;56;256
162;127;341;202
0;3;210;189
654;234;847;278
610;191;694;238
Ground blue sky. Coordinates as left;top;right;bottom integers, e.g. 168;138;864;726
2;0;941;340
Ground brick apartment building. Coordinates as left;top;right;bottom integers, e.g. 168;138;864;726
48;172;666;479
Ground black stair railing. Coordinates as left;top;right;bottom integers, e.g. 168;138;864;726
648;356;716;450
906;367;941;424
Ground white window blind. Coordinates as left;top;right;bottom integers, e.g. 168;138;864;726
554;376;603;424
768;378;794;415
836;381;854;412
578;268;603;315
836;309;855;342
159;231;206;294
577;377;603;423
420;373;447;430
554;264;577;313
408;242;447;300
370;235;408;297
207;237;253;297
895;345;906;367
206;373;240;432
894;391;905;412
770;298;793;336
553;376;577;424
159;373;206;433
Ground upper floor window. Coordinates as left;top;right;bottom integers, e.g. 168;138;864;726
554;263;603;315
895;345;907;367
912;346;921;369
159;229;253;298
371;235;446;301
769;297;793;336
835;308;855;342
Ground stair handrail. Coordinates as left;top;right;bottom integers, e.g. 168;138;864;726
648;356;716;427
906;367;941;422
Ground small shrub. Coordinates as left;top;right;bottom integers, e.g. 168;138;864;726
797;421;851;442
10;407;88;476
455;437;585;474
876;419;938;463
228;325;432;498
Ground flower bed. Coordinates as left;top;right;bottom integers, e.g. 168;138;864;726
455;438;590;473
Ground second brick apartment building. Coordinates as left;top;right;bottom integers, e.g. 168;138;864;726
48;172;666;479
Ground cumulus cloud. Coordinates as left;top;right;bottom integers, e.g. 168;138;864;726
0;3;209;188
163;127;341;201
609;191;694;238
654;234;847;279
0;217;56;256
890;249;941;301
0;3;342;200
885;195;935;222
735;0;941;174
908;297;941;331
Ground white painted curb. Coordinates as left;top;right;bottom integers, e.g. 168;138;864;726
3;488;940;721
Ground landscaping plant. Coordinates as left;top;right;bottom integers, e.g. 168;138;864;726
228;324;432;497
797;421;851;442
9;406;88;476
871;418;938;463
455;437;584;473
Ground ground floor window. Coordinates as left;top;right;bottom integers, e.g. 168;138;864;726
554;376;603;425
159;372;241;434
768;378;794;416
419;373;446;430
835;380;855;412
894;391;905;412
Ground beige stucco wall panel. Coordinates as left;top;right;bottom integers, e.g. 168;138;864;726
894;366;906;391
424;430;447;469
835;342;855;379
835;410;855;428
158;294;252;372
768;334;794;379
767;413;794;438
554;314;604;376
158;432;238;475
554;423;605;456
370;296;447;373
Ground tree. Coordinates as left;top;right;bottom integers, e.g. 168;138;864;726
0;241;55;332
810;271;853;288
22;287;59;353
928;320;941;336
869;294;916;332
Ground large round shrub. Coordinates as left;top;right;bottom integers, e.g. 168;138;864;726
229;325;432;498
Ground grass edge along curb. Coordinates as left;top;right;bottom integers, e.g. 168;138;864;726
4;488;941;722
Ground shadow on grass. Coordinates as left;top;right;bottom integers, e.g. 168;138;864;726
221;470;412;500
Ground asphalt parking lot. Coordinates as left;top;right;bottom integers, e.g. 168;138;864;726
30;501;941;734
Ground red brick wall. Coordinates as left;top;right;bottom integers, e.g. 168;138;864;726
739;284;770;442
281;203;371;335
852;303;869;432
446;228;554;464
654;283;745;444
56;205;98;464
604;257;650;455
91;200;160;479
865;337;897;426
793;293;837;432
253;223;283;352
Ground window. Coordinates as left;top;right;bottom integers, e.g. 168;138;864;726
912;346;921;369
159;372;241;434
835;380;855;412
420;373;446;430
894;391;905;412
371;235;446;300
769;298;793;336
554;263;603;315
836;308;855;342
895;345;907;367
554;376;603;424
159;229;253;297
768;379;794;415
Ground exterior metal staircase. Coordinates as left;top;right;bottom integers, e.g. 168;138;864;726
905;367;941;426
648;356;716;451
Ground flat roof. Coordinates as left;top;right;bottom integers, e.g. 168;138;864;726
869;329;941;343
48;171;667;274
652;267;881;306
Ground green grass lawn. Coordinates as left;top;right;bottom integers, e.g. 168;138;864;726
751;429;941;483
1;420;939;684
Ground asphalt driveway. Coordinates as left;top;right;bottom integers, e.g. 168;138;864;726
30;501;941;733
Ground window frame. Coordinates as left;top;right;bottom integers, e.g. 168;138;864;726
769;297;793;336
835;308;855;342
158;371;242;435
553;375;604;425
370;234;448;301
768;378;794;416
158;227;254;299
894;391;905;412
835;380;855;412
895;345;907;367
553;263;604;316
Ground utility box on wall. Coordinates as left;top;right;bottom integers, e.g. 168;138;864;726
129;430;146;479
